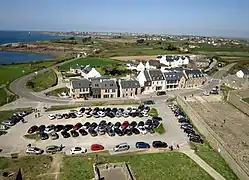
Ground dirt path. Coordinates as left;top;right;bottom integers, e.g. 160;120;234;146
181;149;226;180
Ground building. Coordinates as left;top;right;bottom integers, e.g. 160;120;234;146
100;79;118;98
236;69;249;78
223;75;249;90
156;55;190;67
183;69;205;87
118;79;141;97
136;62;145;71
69;65;101;79
69;79;91;98
145;60;160;69
126;61;145;72
163;71;186;90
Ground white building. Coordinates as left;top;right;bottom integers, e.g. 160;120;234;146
137;62;145;71
156;55;190;67
236;69;249;78
126;61;145;72
81;66;101;79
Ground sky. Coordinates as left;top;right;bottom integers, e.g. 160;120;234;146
0;0;249;37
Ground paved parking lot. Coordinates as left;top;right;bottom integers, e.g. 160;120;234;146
0;104;188;156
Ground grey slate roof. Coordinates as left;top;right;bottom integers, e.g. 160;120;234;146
148;60;160;66
120;80;140;89
100;80;117;89
82;66;92;74
71;79;91;89
144;70;152;81
148;69;165;81
89;77;109;81
184;69;203;78
241;69;249;75
163;71;183;81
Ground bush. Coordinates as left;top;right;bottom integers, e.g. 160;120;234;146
154;123;165;134
148;108;159;116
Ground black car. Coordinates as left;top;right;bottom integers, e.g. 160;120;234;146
138;121;145;127
124;128;132;136
107;122;114;128
132;128;140;135
91;122;98;129
93;112;100;118
189;136;204;144
107;128;115;136
152;116;162;121
69;113;77;118
83;122;91;129
61;131;70;138
106;112;115;118
88;128;98;137
184;128;195;134
63;114;70;119
28;125;38;134
99;120;107;126
130;121;137;128
79;129;88;136
138;104;145;110
152;141;168;148
145;119;152;127
156;91;166;96
70;130;79;137
40;133;49;140
54;125;64;132
143;100;155;105
79;107;85;113
38;125;46;132
64;124;73;131
114;128;124;136
152;120;159;128
188;133;200;139
178;118;189;123
145;126;155;134
181;124;193;129
114;122;121;129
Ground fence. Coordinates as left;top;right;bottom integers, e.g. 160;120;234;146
227;90;249;116
176;95;249;180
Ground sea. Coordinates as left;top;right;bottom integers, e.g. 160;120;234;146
0;31;64;64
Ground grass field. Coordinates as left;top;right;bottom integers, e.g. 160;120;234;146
27;70;57;92
60;57;121;70
60;152;213;180
0;156;53;180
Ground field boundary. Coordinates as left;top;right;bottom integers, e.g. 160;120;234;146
176;95;249;180
227;90;249;116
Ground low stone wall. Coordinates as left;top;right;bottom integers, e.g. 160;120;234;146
227;90;249;116
176;95;249;180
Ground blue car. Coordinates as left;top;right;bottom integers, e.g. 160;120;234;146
135;142;150;149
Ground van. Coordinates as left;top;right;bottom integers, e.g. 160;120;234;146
156;91;166;96
113;143;130;152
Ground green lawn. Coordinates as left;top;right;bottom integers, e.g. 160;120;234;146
27;70;58;92
154;122;166;134
60;57;121;70
60;152;213;180
148;108;159;116
0;155;53;180
47;87;69;97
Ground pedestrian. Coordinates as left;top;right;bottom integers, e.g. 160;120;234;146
34;114;37;118
38;113;40;117
223;119;226;124
176;144;180;149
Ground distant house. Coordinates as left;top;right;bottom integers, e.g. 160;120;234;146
236;69;249;78
156;55;190;67
69;65;101;79
118;79;141;97
100;79;118;98
145;60;160;69
69;79;91;98
163;71;186;90
126;61;145;72
136;62;145;71
183;69;205;87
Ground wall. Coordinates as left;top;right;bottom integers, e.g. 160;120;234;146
227;90;249;116
176;95;249;180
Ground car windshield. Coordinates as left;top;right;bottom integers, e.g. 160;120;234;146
74;147;81;151
34;148;40;151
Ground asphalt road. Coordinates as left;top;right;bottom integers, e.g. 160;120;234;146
212;63;236;80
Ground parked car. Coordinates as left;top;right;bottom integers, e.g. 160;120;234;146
83;122;91;129
73;123;82;130
189;136;204;144
2;119;15;126
181;125;193;130
79;129;88;136
40;133;49;140
26;147;43;154
45;145;63;153
38;125;46;132
138;127;147;135
137;121;145;128
107;128;115;136
129;121;137;128
152;141;168;148
114;122;121;129
85;113;92;118
63;114;70;119
69;113;77;118
91;144;104;151
156;91;166;96
113;143;130;152
184;128;195;134
152;116;162;121
0;124;8;131
143;100;155;105
88;128;98;137
76;111;83;118
50;132;59;140
132;128;140;135
56;114;63;119
70;130;79;137
64;124;73;131
27;125;38;134
48;114;56;120
44;125;55;134
145;126;155;134
70;147;87;154
121;121;129;129
54;125;64;132
61;131;70;138
114;128;124;136
136;142;150;149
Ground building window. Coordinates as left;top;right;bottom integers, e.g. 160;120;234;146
126;89;128;91
110;94;113;98
130;93;133;96
103;95;109;98
157;81;159;84
105;89;108;93
110;84;113;86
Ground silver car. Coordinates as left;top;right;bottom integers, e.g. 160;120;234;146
26;147;43;155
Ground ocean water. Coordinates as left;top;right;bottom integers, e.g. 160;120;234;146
0;31;63;64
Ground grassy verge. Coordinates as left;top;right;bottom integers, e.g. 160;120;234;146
177;103;238;180
0;156;53;179
0;108;32;123
47;87;69;97
242;97;249;103
148;108;158;116
23;133;40;140
220;84;235;100
153;123;165;134
60;152;213;180
27;70;58;92
45;100;141;112
0;88;18;106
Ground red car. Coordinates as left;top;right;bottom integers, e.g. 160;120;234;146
121;121;129;129
91;144;104;151
73;123;82;130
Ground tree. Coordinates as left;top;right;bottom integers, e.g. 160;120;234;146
136;39;144;44
27;81;35;88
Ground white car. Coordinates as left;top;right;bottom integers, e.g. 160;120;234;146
44;125;55;134
98;111;106;117
76;111;83;118
48;114;56;120
138;127;147;135
56;114;63;119
70;147;87;154
26;147;43;154
85;113;92;118
142;112;148;117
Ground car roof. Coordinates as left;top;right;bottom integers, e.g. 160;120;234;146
118;143;128;145
46;145;58;149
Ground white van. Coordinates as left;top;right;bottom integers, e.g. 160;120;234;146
113;143;130;152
